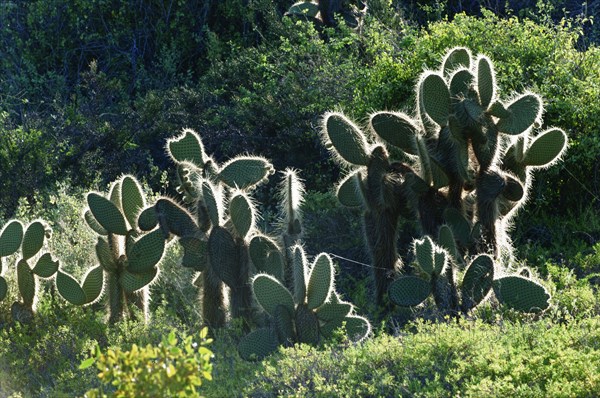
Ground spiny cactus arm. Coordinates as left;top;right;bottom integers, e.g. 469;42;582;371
238;327;279;361
336;170;364;208
229;191;256;239
523;128;567;167
120;175;146;230
126;229;166;273
496;93;543;136
493;275;550;313
21;221;47;260
16;259;36;306
418;72;451;128
461;254;494;312
442;47;472;75
321;112;371;167
31;253;59;278
249;234;284;280
252;273;295;317
279;168;304;233
87;192;129;236
475;55;496;109
0;220;24;257
369;111;419;155
217;156;274;190
388;275;432;307
306;253;334;310
56;265;104;306
166;128;207;168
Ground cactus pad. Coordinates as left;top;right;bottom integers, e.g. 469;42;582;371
370;112;419;155
238;327;278;361
274;304;295;346
17;259;36;306
502;175;524;202
476;56;496;109
252;274;295;317
218;156;274;189
230;193;255;239
167;129;206;168
444;208;472;246
493;275;550;313
461;254;494;311
208;226;239;288
438;225;459;261
315;301;352;321
449;69;475;98
56;271;87;305
96;237;116;272
22;221;46;260
295;304;320;345
87;193;129;235
286;1;319;18
137;207;158;231
419;72;450;127
442;47;471;74
127;229;165;273
0;277;7;301
497;93;542;135
119;268;158;293
249;235;284;280
0;220;24;257
81;265;104;304
179;237;207;271
523;128;567;167
120;175;145;229
414;236;435;275
293;245;308;303
31;253;59;278
306;253;333;310
84;209;108;235
388;276;432;307
336;170;364;208
323;113;370;166
344;315;371;342
155;198;197;237
201;181;223;227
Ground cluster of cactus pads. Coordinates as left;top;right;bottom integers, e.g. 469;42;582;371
56;175;166;323
239;246;370;360
322;47;567;314
0;219;57;322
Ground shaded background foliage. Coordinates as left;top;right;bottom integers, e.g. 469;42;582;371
1;0;599;219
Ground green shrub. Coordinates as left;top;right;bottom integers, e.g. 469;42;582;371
84;328;213;398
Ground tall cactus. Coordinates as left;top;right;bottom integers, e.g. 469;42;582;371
0;219;58;322
238;246;371;360
322;47;566;312
153;129;274;329
56;175;166;324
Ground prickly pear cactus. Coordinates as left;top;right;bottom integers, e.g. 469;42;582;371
0;219;58;322
322;47;566;311
56;175;166;324
154;128;275;329
238;247;371;361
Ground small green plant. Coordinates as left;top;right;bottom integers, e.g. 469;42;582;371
238;245;371;360
322;47;567;312
0;219;58;322
56;175;166;324
83;327;213;398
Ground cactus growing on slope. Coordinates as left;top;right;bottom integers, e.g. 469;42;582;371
56;175;166;324
0;219;58;322
322;47;567;311
238;246;371;360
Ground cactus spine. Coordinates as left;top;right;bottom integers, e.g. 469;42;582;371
323;47;566;313
239;246;371;360
56;175;166;324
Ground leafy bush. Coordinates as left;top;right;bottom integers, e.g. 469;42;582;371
83;328;213;398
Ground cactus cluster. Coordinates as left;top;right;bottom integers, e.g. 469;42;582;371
56;175;166;323
239;246;370;360
0;219;57;322
150;129;275;328
322;47;567;312
388;235;550;314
